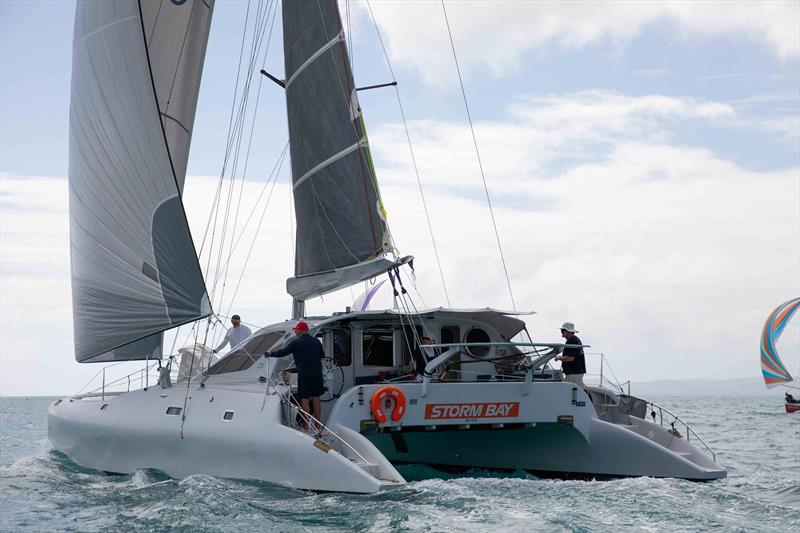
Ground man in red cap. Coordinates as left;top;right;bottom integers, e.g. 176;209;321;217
265;321;325;432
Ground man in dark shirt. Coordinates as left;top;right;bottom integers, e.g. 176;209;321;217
265;321;324;431
555;322;586;388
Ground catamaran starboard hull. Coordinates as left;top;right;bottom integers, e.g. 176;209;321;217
47;385;404;493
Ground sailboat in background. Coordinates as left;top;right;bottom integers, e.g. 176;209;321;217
49;0;727;490
760;297;800;413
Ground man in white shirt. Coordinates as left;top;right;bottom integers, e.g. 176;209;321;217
213;315;252;354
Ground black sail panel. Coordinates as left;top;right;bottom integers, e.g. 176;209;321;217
68;0;213;362
283;0;391;297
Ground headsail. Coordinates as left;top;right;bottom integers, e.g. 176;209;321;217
68;0;214;362
282;0;395;301
760;297;800;388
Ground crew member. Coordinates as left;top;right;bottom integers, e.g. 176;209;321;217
214;314;252;353
555;322;586;387
265;321;324;432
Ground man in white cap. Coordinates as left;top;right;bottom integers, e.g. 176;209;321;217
555;322;586;387
213;314;252;354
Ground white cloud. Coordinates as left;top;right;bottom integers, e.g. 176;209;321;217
1;85;798;395
359;1;800;86
633;68;672;80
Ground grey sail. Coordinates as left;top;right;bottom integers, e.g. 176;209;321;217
282;0;395;301
69;0;214;362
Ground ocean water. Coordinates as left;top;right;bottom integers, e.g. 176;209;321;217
0;396;797;532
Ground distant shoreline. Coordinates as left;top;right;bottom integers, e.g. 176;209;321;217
1;377;791;398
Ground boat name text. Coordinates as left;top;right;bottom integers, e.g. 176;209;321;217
424;402;520;419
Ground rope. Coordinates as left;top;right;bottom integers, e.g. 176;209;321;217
365;0;451;307
440;0;516;312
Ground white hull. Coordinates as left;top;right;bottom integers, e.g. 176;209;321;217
49;309;725;489
47;384;404;493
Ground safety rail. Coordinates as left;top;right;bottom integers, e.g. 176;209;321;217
645;400;716;462
425;341;588;373
74;357;189;400
268;377;371;466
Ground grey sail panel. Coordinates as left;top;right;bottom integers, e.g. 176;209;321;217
140;0;214;190
282;0;391;289
69;0;212;362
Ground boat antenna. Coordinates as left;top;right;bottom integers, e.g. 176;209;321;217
440;0;516;311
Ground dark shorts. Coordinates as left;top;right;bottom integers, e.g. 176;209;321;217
296;373;324;400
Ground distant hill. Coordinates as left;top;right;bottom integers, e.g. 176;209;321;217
628;377;790;397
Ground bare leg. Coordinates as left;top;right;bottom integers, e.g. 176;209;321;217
300;398;311;430
311;396;322;432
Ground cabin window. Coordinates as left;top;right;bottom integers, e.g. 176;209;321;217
166;407;182;415
332;328;352;367
207;331;284;375
223;411;235;421
440;326;460;347
465;328;491;357
362;326;394;367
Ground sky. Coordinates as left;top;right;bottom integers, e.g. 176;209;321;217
1;0;798;396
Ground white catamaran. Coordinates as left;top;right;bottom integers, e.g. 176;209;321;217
48;0;726;493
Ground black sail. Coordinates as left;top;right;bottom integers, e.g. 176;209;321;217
282;0;393;301
68;0;214;362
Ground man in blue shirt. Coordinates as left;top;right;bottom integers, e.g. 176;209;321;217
555;322;586;387
265;321;324;431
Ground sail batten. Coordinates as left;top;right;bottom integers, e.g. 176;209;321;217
69;0;214;362
282;0;392;300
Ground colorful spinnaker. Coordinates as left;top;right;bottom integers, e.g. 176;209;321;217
760;297;800;388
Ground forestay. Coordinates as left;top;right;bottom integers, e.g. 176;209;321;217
68;0;214;362
760;297;799;388
282;0;394;301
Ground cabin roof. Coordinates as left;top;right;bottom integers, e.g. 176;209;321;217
257;308;534;341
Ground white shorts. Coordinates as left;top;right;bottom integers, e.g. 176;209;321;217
564;373;585;387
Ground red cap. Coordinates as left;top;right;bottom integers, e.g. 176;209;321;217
292;321;309;331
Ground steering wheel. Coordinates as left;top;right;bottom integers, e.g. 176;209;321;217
320;357;344;402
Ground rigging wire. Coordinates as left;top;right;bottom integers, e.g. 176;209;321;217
215;0;280;313
198;0;253;263
210;0;273;306
223;144;290;318
440;0;516;312
365;0;451;308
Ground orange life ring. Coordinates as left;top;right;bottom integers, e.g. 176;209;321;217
370;385;407;424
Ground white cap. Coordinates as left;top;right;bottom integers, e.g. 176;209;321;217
559;322;578;333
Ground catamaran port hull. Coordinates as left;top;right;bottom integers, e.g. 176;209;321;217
47;385;404;493
327;381;727;481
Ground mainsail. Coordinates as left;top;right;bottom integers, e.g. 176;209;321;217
760;297;800;388
68;0;214;362
282;0;395;301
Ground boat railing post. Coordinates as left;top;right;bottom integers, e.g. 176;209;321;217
127;375;131;392
102;367;105;401
600;354;604;388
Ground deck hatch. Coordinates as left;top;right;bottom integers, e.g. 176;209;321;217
223;411;235;421
166;406;182;415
